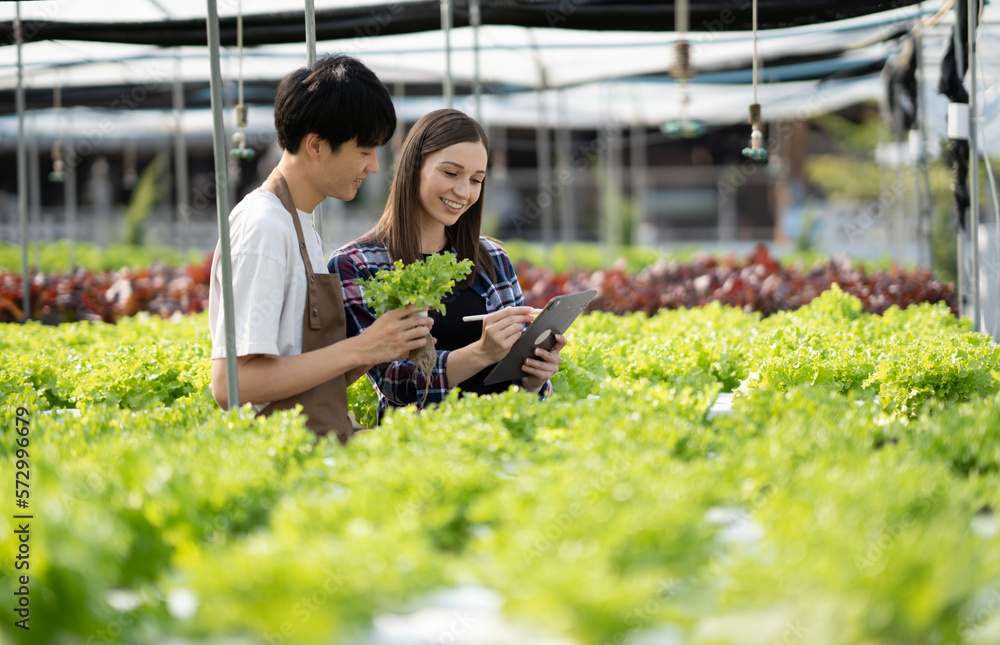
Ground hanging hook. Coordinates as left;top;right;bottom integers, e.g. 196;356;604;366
230;0;255;160
231;104;254;159
660;0;706;140
742;0;768;161
743;103;768;161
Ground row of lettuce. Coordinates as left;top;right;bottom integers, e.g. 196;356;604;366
2;288;1000;644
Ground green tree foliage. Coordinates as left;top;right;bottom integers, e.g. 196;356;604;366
806;110;999;284
123;154;165;246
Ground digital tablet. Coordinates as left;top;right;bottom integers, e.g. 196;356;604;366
483;289;598;386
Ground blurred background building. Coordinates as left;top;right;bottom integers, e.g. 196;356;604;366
1;0;998;268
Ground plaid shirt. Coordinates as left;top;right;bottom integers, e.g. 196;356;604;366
330;236;552;419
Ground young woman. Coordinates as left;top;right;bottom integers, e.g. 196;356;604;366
330;109;567;420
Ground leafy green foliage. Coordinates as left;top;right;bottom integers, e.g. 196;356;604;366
0;316;212;410
2;294;1000;645
728;285;1000;414
0;401;316;644
502;239;668;274
347;376;379;430
356;252;473;316
0;240;205;272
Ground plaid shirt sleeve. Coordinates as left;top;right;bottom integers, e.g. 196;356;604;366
330;241;453;418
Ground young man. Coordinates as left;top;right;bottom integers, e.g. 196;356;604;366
209;54;432;442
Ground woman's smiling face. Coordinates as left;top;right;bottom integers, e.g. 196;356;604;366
417;141;488;233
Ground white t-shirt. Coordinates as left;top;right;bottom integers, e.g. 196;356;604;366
209;189;328;410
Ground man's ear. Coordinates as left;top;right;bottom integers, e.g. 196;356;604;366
303;133;325;160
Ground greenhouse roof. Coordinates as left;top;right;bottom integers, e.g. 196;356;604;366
0;0;997;153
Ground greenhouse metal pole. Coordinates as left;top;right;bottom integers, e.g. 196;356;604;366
604;89;623;264
441;0;453;108
65;134;77;268
392;80;405;162
968;0;981;331
556;89;575;250
28;115;40;270
305;0;316;66
304;0;324;240
537;104;554;260
893;102;906;265
951;1;967;321
173;56;191;254
535;67;553;261
207;0;240;408
630;124;648;247
914;7;934;270
599;122;622;263
15;4;29;321
471;0;482;122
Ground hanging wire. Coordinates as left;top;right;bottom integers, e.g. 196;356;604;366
743;0;767;161
231;0;255;159
238;0;244;105
752;0;758;107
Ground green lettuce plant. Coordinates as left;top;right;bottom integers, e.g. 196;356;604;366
356;252;473;397
356;252;473;316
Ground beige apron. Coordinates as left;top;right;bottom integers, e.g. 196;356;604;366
258;168;354;443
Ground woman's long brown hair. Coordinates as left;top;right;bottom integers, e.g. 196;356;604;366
368;108;496;286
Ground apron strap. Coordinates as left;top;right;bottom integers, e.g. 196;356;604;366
262;167;322;330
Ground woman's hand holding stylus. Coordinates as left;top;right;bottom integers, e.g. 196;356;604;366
475;306;537;364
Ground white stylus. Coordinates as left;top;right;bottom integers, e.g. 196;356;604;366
462;308;543;323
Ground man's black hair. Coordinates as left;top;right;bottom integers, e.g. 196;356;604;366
274;54;396;154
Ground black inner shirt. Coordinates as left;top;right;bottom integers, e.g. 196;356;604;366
428;266;515;397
